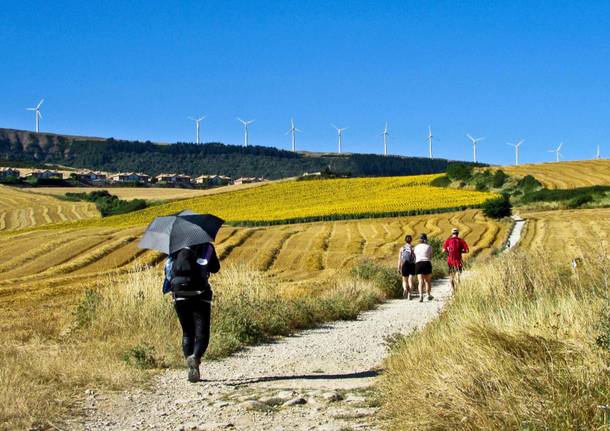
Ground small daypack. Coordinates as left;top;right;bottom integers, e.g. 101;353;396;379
169;245;211;297
399;245;414;265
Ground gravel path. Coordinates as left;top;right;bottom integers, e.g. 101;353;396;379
70;279;452;431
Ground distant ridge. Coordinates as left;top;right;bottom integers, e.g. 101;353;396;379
0;127;475;179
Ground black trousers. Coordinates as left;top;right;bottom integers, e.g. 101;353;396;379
174;299;211;361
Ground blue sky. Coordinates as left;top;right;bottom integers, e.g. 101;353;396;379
1;0;609;164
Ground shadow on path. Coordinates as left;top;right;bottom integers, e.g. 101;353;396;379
203;369;381;386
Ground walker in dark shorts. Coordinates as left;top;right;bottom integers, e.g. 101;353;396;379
415;261;432;275
401;262;415;276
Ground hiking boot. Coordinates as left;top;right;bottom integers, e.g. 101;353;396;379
428;295;434;301
419;296;424;303
186;355;200;383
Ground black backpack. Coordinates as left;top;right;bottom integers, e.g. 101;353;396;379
170;246;210;298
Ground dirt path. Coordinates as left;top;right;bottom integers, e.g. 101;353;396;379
69;280;452;431
70;219;524;431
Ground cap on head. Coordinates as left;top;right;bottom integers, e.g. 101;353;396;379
419;233;428;242
451;227;459;235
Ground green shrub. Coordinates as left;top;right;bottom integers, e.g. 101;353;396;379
493;170;508;188
475;181;488;191
64;190;148;216
122;344;162;369
567;194;594;209
72;289;101;329
483;194;512;219
522;185;609;204
430;175;451;187
517;175;542;192
447;163;474;181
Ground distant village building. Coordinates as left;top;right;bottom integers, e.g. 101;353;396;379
155;173;192;184
233;177;264;185
29;169;63;180
0;167;20;179
72;170;107;183
194;175;231;186
109;172;150;183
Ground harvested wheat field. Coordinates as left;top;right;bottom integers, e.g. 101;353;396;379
29;181;271;201
497;159;610;189
0;185;99;231
0;209;507;306
519;207;610;261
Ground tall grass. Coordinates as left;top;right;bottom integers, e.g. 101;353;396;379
0;261;397;430
379;249;610;430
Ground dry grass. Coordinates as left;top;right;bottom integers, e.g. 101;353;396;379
496;159;610;189
0;263;394;430
379;249;610;430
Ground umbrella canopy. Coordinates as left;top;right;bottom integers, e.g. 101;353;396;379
138;211;224;255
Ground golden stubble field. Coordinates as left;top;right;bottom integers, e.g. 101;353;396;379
0;208;509;305
0;185;99;231
497;159;610;189
520;207;610;262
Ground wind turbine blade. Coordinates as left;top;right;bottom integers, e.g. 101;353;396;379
295;128;302;132
331;124;338;130
37;99;44;109
38;112;43;119
26;108;35;111
237;117;245;124
466;133;474;141
558;143;563;151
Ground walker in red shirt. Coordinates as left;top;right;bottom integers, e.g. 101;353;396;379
443;235;469;272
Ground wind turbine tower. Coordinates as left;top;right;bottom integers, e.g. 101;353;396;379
286;118;301;152
331;124;348;154
380;122;389;156
237;117;255;147
507;140;524;165
427;126;434;158
466;133;485;163
548;142;563;162
26;99;44;133
596;144;601;159
188;116;205;144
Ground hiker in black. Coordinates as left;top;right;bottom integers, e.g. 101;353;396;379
165;242;220;382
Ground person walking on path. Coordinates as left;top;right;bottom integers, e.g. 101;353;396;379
397;234;416;299
442;227;469;290
164;243;220;382
414;233;434;302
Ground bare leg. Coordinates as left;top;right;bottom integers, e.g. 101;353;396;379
401;276;409;297
425;274;433;300
417;274;424;302
408;275;414;297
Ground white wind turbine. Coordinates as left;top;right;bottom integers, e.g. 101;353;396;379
466;133;485;163
26;99;44;133
507;139;524;165
286;118;301;152
427;126;434;158
548;142;563;162
596;144;601;159
331;124;348;154
380;122;389;156
237;117;255;147
188;116;205;144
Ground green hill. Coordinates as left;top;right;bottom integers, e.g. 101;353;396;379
0;128;474;179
